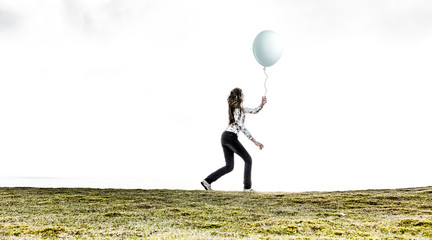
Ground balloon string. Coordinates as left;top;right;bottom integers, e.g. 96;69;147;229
263;67;268;96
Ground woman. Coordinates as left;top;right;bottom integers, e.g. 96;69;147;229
201;88;267;191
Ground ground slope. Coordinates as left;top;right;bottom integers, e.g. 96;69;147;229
1;186;432;239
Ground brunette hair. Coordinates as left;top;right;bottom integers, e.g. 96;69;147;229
227;88;243;124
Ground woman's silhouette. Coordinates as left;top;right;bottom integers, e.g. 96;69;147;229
201;88;267;191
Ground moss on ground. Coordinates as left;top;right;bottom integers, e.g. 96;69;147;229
1;186;431;239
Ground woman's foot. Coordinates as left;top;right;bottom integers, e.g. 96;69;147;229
201;180;212;191
243;188;255;192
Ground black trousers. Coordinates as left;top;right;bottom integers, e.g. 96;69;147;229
205;131;252;189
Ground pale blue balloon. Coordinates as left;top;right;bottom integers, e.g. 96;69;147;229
253;30;283;67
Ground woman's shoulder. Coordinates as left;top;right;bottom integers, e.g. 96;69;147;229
241;106;250;112
233;108;242;114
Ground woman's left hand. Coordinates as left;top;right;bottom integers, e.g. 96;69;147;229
255;141;264;150
252;138;264;150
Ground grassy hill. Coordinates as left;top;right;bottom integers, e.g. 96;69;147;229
1;186;432;239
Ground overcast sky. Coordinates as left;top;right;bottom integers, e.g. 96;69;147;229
1;0;431;192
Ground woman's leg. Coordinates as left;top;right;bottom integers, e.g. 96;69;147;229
204;138;235;184
229;138;252;189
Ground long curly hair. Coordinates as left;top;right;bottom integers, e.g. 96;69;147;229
227;88;243;125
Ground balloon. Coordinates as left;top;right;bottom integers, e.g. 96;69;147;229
253;30;283;68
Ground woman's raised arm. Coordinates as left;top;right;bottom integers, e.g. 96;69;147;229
244;96;267;114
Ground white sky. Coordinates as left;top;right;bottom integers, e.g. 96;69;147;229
1;0;431;192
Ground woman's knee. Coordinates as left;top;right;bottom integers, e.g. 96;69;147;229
244;155;252;164
225;164;234;172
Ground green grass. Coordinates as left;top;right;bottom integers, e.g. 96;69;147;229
1;186;432;239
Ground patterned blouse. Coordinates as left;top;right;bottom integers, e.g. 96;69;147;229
225;105;263;140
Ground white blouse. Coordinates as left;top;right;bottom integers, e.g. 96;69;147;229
225;105;262;140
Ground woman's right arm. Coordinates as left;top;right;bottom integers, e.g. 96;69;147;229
244;96;267;114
